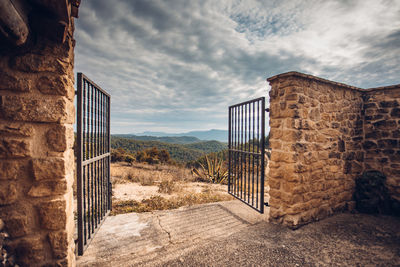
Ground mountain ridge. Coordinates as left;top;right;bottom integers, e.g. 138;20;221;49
134;129;228;142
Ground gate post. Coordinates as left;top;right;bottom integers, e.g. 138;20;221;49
0;20;76;267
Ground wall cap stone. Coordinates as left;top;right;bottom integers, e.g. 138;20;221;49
267;71;400;93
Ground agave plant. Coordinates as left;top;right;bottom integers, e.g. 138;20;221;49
192;155;228;184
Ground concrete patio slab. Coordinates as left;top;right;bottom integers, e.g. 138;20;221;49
77;200;400;267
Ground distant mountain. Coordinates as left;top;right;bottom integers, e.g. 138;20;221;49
135;129;228;142
113;134;201;144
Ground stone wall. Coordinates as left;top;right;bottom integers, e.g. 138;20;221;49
363;86;400;201
0;23;76;266
267;72;400;228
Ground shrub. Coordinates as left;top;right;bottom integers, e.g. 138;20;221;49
158;180;176;194
125;155;135;165
192;155;228;184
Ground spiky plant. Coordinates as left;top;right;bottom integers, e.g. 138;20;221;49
192;155;228;184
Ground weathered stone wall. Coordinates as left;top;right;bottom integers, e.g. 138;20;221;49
0;24;76;266
267;72;365;228
363;86;400;202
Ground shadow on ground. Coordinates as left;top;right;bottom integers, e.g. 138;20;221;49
77;200;400;267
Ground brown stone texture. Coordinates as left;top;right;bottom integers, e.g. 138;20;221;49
48;230;68;259
28;180;68;197
0;159;30;180
46;125;74;152
0;181;18;205
0;137;31;158
267;72;400;228
38;199;67;230
0;69;31;92
33;158;66;181
0;18;76;266
363;86;400;201
0;95;74;123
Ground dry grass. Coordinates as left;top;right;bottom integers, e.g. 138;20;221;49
111;162;194;185
111;192;233;215
110;162;234;215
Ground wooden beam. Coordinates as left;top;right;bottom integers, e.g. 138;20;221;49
0;0;29;45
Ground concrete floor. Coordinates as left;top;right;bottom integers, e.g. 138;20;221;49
77;200;400;267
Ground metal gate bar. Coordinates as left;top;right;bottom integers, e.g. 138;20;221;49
77;73;111;255
228;97;265;213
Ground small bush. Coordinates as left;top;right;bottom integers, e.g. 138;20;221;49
158;180;176;194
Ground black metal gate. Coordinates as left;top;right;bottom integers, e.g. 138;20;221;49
76;73;111;255
228;97;265;213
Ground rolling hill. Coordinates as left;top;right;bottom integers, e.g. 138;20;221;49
111;136;227;162
135;129;229;142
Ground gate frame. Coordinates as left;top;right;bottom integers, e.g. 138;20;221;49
228;97;266;213
76;72;112;255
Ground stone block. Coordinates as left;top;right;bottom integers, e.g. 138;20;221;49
0;138;30;158
373;120;397;130
48;231;68;259
0;160;30;180
46;125;74;152
0;182;18;205
0;69;31;92
4;213;30;238
37;75;75;100
0;123;34;137
362;141;377;150
391;108;400;118
0;95;74;123
28;180;67;197
268;178;280;190
10;53;68;74
32;158;66;181
269;207;284;219
281;130;301;142
38;200;67;230
14;235;46;265
270;151;297;163
311;205;332;221
379;100;399;108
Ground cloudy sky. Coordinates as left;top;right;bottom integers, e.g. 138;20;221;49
75;0;400;134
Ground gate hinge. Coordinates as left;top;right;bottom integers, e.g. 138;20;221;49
265;108;270;112
264;202;269;206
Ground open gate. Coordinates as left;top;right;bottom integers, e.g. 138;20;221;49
76;73;111;255
228;97;266;213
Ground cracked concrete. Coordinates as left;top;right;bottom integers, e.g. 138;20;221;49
155;214;173;245
77;200;400;266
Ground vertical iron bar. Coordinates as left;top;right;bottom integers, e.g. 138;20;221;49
246;104;250;203
76;73;84;255
256;100;260;209
240;104;243;199
260;98;265;213
108;95;112;210
252;101;255;206
244;104;247;201
228;107;231;193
